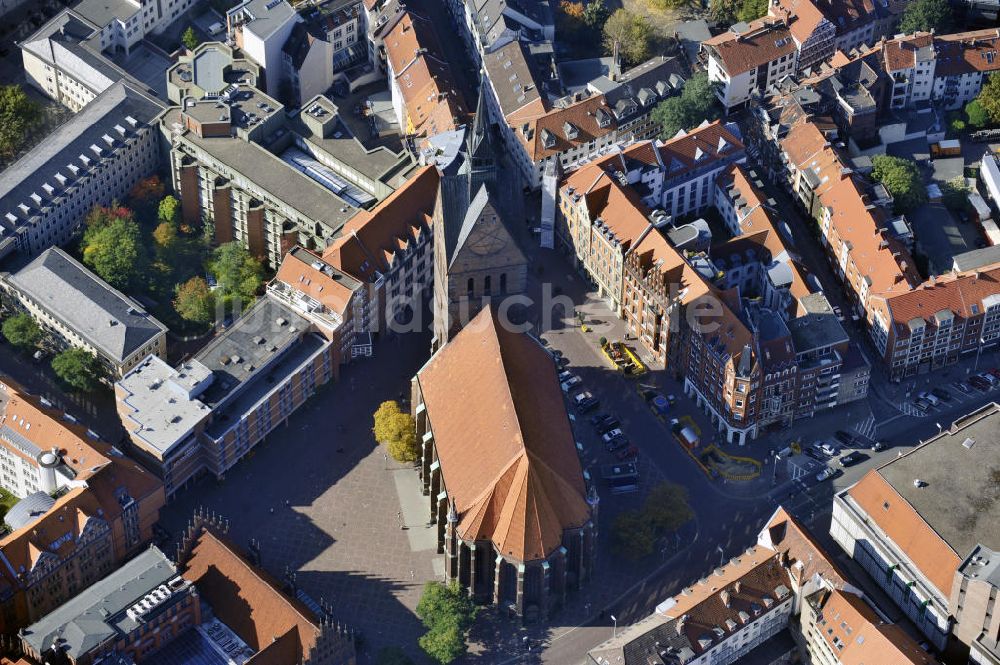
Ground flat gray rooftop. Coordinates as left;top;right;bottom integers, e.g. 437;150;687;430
953;245;1000;272
166;107;357;233
71;0;139;26
878;404;1000;557
6;248;166;362
789;293;848;353
194;296;310;407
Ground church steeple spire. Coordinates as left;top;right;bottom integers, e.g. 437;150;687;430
466;71;497;198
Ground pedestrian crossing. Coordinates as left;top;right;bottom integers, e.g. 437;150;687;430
851;414;877;439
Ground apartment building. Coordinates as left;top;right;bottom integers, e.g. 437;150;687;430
702;18;799;112
479;40;687;188
115;249;364;497
412;307;596;619
1;248;167;378
455;0;553;62
226;0;300;99
0;379;165;635
831;403;1000;656
382;11;468;139
767;114;1000;379
282;0;366;107
323;165;439;334
0;81;162;261
768;0;836;71
20;547;200;665
559;130;865;443
589;507;934;665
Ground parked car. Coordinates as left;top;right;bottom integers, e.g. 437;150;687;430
574;392;599;413
597;419;622;435
871;440;886;452
913;398;931;412
804;448;825;461
930;387;952;402
615;445;639;461
917;391;940;407
819;441;839;456
590;413;614;427
953;380;974;395
839;451;865;467
969;376;992;391
602;429;624;443
605;437;629;452
558;370;573;383
816;468;834;482
979;372;998;386
560;376;582;392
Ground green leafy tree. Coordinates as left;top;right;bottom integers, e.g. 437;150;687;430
81;209;145;290
416;581;477;664
652;72;721;138
210;242;264;304
736;0;768;21
871;155;927;213
173;277;215;324
611;511;656;560
972;75;1000;125
158;195;181;226
941;177;969;211
2;314;41;349
709;0;740;23
182;26;200;51
51;348;103;392
643;482;693;533
602;9;652;66
375;647;414;665
153;221;178;257
582;0;607;27
373;400;402;442
966;99;990;129
899;0;953;34
0;84;42;159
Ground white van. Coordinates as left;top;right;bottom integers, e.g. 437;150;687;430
208;22;225;36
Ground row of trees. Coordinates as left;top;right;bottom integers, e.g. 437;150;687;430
612;482;693;560
2;314;103;390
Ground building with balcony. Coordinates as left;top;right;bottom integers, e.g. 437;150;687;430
0;81;162;262
588;507;934;665
766;114;1000;379
115;249;363;497
323;165;439;335
0;379;165;636
831;402;1000;656
411;306;596;621
702;18;799;113
0;248;167;379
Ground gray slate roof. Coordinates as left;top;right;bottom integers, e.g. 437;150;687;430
0;80;164;234
6;248;166;363
953;245;1000;272
21;547;179;659
6;491;56;531
71;0;140;26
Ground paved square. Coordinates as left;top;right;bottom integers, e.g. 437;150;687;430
160;329;442;659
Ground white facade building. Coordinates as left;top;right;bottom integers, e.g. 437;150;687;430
702;19;799;112
227;0;300;99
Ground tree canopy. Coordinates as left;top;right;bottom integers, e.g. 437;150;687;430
416;581;477;664
709;0;768;24
209;242;264;305
51;348;103;392
557;0;607;45
182;26;200;51
871;155;927;213
373;401;419;462
602;9;652;66
651;72;721;138
0;85;42;160
174;276;215;324
2;314;41;350
975;74;1000;126
81;206;146;290
965;99;990;129
611;481;693;560
158;195;181;226
898;0;953;34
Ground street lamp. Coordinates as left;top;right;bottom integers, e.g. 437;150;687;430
716;545;725;566
975;336;986;372
611;614;618;638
